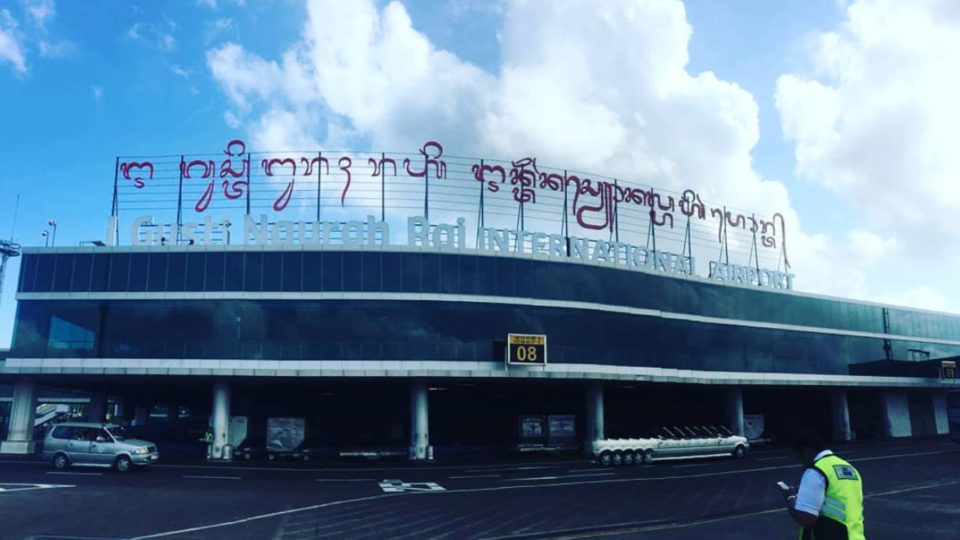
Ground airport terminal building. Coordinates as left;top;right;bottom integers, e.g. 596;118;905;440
1;141;958;459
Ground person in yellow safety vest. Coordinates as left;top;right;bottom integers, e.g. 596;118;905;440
783;430;866;540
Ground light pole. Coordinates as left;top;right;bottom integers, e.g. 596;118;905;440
41;230;49;247
47;219;57;246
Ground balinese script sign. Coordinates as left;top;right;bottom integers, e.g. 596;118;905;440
111;140;794;290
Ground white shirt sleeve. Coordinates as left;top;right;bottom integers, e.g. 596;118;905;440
794;468;826;516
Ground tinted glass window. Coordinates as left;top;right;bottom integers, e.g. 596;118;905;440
185;253;205;291
322;252;342;291
439;255;457;294
51;426;74;439
34;254;55;292
90;254;111;292
71;254;92;293
459;255;479;295
128;254;148;292
167;253;186;292
52;254;74;292
381;252;401;292
421;253;440;293
361;252;380;291
343;252;361;291
302;252;322;291
223;252;242;291
244;252;262;291
282;252;302;292
401;253;420;292
108;253;130;292
210;252;229;291
146;253;167;292
19;254;38;293
262;252;281;292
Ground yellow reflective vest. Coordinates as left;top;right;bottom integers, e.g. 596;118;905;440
798;454;865;540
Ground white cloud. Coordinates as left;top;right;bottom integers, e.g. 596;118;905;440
878;286;960;316
127;23;141;40
171;64;189;79
0;9;27;73
23;0;54;28
204;0;913;303
776;0;960;257
198;0;217;8
92;84;103;102
160;33;175;51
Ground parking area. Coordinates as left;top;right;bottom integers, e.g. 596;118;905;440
0;438;956;539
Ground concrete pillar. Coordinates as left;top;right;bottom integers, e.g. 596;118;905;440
0;378;38;454
725;387;745;437
586;381;604;442
932;392;949;435
112;399;125;423
87;392;107;423
881;391;912;438
211;381;231;460
132;404;149;427
831;390;853;442
410;381;430;461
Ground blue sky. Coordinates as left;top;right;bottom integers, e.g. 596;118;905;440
2;0;960;348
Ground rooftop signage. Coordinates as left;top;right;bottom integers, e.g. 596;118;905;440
109;140;794;290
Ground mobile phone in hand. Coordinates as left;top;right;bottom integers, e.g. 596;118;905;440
776;481;791;493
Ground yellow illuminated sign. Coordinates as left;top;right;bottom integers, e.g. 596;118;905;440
943;360;957;379
507;334;547;365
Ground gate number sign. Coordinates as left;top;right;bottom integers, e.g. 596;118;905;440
943;360;957;380
507;334;547;365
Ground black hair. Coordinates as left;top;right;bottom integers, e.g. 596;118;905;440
791;429;825;455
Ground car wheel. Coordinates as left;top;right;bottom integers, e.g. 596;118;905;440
733;445;746;459
642;449;654;464
302;454;311;462
267;453;276;461
623;451;635;466
612;451;624;466
115;455;133;473
599;451;612;467
52;453;69;470
243;452;252;461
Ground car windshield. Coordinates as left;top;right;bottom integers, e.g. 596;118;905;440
106;427;130;441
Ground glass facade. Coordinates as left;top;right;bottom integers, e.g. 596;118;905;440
12;249;960;375
17;250;960;341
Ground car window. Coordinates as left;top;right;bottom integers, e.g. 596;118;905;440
51;426;73;439
106;427;129;441
95;429;111;442
72;428;90;441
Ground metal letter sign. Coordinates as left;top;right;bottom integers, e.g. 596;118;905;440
942;360;957;380
507;334;547;366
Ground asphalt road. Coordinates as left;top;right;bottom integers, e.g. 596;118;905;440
0;438;956;539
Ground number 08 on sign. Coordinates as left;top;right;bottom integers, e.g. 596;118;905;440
507;334;547;366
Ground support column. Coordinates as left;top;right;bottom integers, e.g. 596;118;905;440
132;404;149;427
87;392;107;423
410;381;430;461
111;399;125;423
831;389;853;442
881;391;912;438
0;378;38;455
586;381;604;443
725;387;744;437
932;392;949;435
211;381;231;460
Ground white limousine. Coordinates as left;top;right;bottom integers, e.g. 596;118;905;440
592;426;749;466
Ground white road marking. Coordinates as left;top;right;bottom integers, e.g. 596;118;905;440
0;482;74;493
378;479;446;493
672;463;710;468
147;459;585;474
45;471;102;476
505;476;558;482
465;465;556;473
567;468;603;473
182;475;241;480
448;474;501;479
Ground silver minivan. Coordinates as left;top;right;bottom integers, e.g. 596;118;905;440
42;422;160;472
